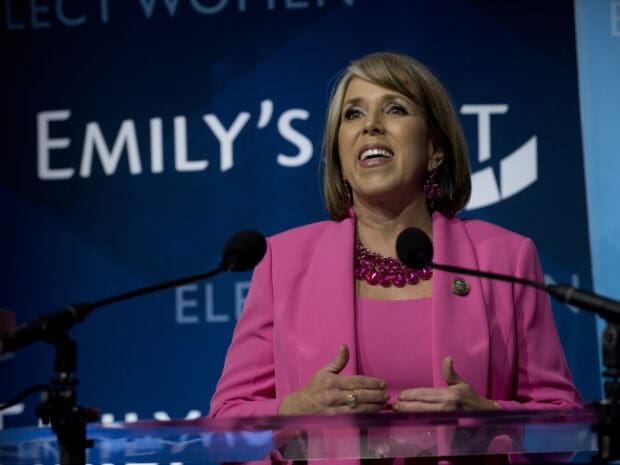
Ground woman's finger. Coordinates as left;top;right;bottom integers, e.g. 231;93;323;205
398;387;456;403
393;399;459;412
337;374;387;391
325;344;350;374
348;389;391;405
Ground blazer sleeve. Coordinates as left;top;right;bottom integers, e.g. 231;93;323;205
495;237;582;410
207;240;281;417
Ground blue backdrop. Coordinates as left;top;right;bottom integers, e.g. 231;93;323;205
575;0;620;390
1;0;602;429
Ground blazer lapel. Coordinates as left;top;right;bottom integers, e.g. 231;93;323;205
295;217;359;389
431;213;491;395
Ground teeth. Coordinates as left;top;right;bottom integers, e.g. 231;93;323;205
360;148;394;161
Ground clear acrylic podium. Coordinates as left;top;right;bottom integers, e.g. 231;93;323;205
0;406;598;464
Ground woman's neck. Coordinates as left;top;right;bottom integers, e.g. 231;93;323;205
353;197;433;259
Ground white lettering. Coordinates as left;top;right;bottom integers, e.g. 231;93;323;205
175;285;200;324
56;0;86;26
139;0;181;18
5;0;26;29
151;409;201;421
5;0;354;30
203;112;251;172
286;0;309;8
153;411;171;421
235;281;250;319
150;117;164;173
316;0;355;5
460;104;508;162
101;409;201;425
277;109;312;167
205;283;230;322
100;0;109;22
184;409;201;419
0;403;24;429
237;0;284;11
175;281;249;324
256;99;273;128
190;0;227;14
37;109;74;180
36;104;318;181
31;0;51;28
100;413;115;424
174;116;209;171
80;120;142;177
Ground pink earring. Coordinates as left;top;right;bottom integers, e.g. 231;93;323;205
423;168;441;208
342;178;353;206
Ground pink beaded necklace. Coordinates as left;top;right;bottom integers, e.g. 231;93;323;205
354;240;433;287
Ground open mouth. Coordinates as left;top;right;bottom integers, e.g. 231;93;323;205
359;148;394;161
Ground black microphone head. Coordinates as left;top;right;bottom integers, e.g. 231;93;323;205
221;229;267;272
396;227;433;269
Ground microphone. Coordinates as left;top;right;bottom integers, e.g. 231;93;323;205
221;229;267;271
395;228;434;270
396;227;620;322
0;229;267;354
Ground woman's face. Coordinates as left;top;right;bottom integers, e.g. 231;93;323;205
337;77;442;206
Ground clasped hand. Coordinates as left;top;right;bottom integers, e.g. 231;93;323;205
278;345;499;415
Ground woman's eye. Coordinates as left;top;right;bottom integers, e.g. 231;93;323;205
343;108;362;121
386;104;408;115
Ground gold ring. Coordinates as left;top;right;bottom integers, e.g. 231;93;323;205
345;391;358;409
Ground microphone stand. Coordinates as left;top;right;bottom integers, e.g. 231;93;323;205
593;321;619;463
35;332;98;465
1;228;266;465
430;261;620;463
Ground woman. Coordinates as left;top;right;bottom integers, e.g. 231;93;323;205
208;52;581;421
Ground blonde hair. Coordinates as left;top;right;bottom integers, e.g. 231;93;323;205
322;52;471;220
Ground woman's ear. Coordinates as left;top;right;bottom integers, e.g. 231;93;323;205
427;143;445;170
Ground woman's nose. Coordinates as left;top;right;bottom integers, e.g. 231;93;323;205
363;112;384;135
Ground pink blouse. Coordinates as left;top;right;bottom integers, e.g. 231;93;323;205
356;297;433;407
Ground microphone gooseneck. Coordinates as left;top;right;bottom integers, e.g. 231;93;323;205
0;229;267;354
396;227;620;322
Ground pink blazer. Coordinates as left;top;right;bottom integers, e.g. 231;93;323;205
208;212;581;418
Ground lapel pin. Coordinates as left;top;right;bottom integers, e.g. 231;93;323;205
452;277;470;296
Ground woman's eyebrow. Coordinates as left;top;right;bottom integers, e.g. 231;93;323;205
343;94;412;107
343;96;364;107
